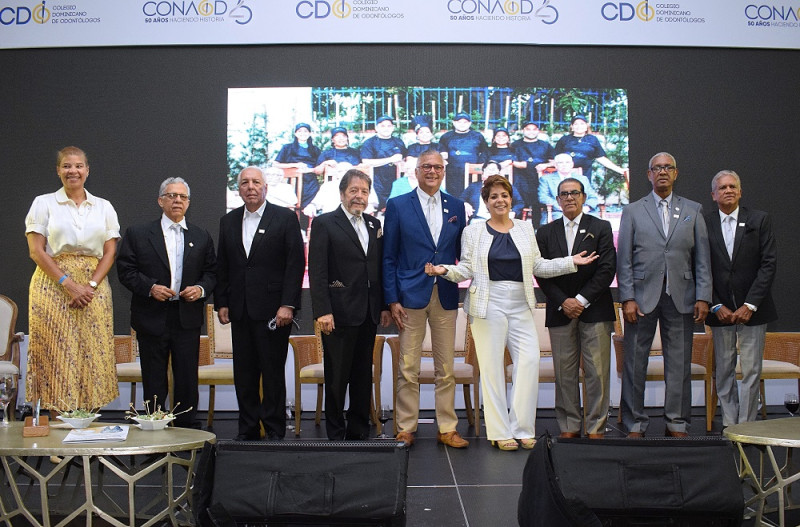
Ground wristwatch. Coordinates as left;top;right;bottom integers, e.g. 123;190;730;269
89;280;98;289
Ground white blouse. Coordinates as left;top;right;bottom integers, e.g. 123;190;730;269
25;187;120;258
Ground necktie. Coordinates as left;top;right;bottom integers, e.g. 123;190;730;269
170;223;183;300
351;215;368;254
566;220;576;254
723;216;735;259
427;195;440;245
660;199;670;236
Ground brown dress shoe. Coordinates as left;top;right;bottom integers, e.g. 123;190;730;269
559;432;579;438
588;433;604;439
395;431;415;446
437;430;469;448
627;432;644;439
665;430;688;438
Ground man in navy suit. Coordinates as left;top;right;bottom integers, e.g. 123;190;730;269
536;178;616;438
617;152;711;437
117;177;216;428
383;149;469;448
215;166;305;440
309;169;390;440
705;170;777;426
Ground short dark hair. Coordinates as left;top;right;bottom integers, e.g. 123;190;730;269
480;174;512;202
339;168;371;193
556;177;585;195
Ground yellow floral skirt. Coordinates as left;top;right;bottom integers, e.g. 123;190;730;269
27;254;119;410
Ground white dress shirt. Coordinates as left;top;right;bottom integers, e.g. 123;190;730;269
417;186;442;245
242;200;267;257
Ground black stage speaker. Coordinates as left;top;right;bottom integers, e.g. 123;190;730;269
519;435;744;527
193;440;408;526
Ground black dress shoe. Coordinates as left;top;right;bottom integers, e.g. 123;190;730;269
233;433;260;441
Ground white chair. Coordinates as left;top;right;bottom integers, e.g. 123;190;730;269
0;295;23;419
199;304;235;427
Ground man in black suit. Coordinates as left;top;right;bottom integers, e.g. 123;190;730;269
536;178;616;438
215;166;305;440
705;170;777;426
308;169;390;440
117;177;216;428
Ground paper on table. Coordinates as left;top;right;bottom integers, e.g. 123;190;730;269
62;425;130;443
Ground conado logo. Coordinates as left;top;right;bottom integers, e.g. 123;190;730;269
744;4;800;21
447;0;559;23
601;0;655;21
142;0;253;24
0;1;50;25
296;0;351;19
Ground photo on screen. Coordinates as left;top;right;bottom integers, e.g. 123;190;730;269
227;86;629;285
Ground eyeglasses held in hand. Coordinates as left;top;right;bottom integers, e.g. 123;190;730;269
268;317;301;331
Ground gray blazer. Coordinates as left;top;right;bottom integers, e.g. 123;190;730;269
617;193;711;315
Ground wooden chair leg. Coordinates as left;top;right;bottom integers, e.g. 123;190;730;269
130;382;137;408
760;379;767;419
315;384;323;426
207;385;216;428
463;385;474;426
705;378;714;432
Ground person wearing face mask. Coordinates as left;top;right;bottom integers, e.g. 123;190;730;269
308;169;391;440
426;175;597;451
25;146;121;412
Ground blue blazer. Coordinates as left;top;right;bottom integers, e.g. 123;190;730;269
382;189;466;310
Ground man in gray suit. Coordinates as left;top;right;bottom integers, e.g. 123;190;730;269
617;152;711;437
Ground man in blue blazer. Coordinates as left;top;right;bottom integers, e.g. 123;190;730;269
705;170;777;426
617;152;711;437
117;177;217;428
383;150;468;448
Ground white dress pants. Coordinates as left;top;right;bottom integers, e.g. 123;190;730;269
470;281;539;440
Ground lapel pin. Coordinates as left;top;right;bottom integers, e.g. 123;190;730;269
579;229;586;234
258;229;265;234
444;208;449;213
368;221;374;228
738;222;745;227
189;242;194;247
673;214;679;218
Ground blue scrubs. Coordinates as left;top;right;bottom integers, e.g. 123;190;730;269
406;142;438;159
438;130;489;197
511;138;554;213
554;134;606;182
275;141;322;208
360;136;406;209
316;147;362;167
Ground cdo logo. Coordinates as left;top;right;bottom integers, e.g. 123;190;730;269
296;0;351;19
601;0;655;21
0;1;50;25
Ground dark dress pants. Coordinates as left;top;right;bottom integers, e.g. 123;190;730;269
231;315;290;439
136;302;200;428
322;320;377;440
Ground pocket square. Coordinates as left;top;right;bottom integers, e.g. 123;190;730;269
377;228;383;239
581;232;595;242
329;280;346;288
447;215;458;223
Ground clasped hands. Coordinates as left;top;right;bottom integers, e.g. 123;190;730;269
151;284;203;303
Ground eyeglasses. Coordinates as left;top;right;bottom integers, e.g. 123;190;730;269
557;190;584;199
649;165;676;173
418;164;445;172
161;193;190;201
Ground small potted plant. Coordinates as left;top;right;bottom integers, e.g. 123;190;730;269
125;396;192;431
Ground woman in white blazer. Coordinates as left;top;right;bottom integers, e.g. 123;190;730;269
427;175;597;450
